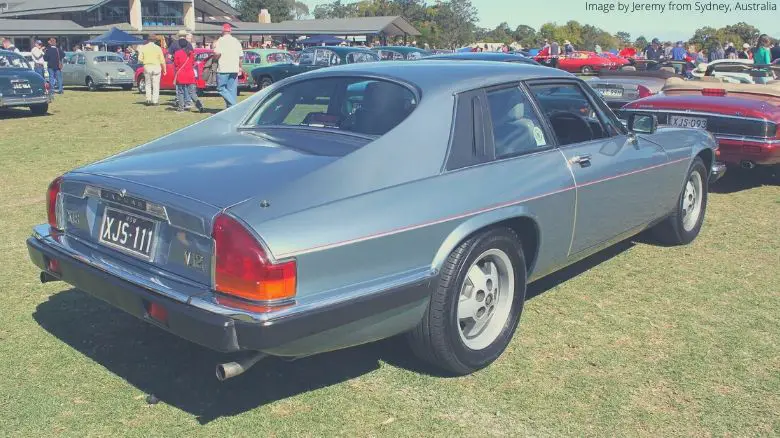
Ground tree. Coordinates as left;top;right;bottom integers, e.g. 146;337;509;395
615;31;631;45
513;25;536;48
723;22;760;45
431;0;478;48
313;0;357;18
235;0;293;22
292;1;309;19
634;35;648;49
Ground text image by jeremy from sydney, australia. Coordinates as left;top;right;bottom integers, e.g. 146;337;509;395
584;0;777;14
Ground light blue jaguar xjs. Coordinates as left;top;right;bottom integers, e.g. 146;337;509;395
27;61;725;380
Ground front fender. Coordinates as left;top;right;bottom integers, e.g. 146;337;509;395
431;206;540;275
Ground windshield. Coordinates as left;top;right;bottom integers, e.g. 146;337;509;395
267;52;293;64
0;52;29;68
347;52;379;63
95;54;126;63
247;77;417;136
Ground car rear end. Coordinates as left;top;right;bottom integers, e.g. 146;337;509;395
622;89;780;168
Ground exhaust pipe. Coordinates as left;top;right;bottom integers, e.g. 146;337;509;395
216;353;267;381
741;160;756;169
40;272;60;283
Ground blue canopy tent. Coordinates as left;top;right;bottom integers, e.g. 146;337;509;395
298;35;346;46
84;27;144;48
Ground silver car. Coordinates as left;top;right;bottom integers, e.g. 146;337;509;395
62;51;134;91
27;61;723;381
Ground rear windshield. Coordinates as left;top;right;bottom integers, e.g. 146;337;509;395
247;77;417;136
0;52;28;68
95;55;125;63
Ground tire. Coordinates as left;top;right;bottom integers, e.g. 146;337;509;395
137;77;145;94
650;157;708;245
29;103;48;115
407;227;527;375
259;77;273;89
86;77;97;91
581;65;594;74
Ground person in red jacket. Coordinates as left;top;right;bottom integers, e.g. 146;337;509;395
173;39;204;112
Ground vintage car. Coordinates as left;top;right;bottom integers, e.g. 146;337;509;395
599;52;630;69
418;51;541;65
242;48;294;89
250;45;378;90
622;76;780;170
62;51;135;90
693;60;773;85
586;68;678;112
535;51;614;74
134;48;250;95
0;49;50;115
27;61;723;381
372;46;431;60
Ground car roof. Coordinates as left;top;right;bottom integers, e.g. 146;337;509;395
0;49;22;56
296;60;574;95
421;52;536;63
305;45;375;54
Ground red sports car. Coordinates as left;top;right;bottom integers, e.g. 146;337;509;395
534;51;614;74
134;48;249;95
599;52;630;69
621;77;780;171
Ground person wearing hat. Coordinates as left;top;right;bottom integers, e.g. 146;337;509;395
738;42;753;60
31;40;46;78
138;33;167;105
645;38;663;69
212;23;243;109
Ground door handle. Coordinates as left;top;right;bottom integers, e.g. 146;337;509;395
570;154;592;167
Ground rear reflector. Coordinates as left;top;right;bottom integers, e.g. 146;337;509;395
47;176;63;230
212;214;297;303
146;301;169;324
701;88;727;96
47;258;61;274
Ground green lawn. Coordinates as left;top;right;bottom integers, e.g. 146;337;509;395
1;90;778;436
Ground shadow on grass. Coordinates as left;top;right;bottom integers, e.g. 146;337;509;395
33;240;635;423
0;107;51;119
710;166;778;194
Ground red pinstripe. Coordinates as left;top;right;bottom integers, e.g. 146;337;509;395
275;156;690;258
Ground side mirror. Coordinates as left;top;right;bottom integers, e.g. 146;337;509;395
627;113;658;134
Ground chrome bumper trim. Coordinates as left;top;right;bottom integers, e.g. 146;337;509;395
0;94;48;106
710;161;727;182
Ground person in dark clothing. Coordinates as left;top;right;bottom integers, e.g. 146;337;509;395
771;39;780;62
645;38;663;70
43;37;65;96
549;41;560;68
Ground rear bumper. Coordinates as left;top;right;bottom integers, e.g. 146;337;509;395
0;93;49;107
716;137;780;166
95;77;134;86
27;225;432;356
710;161;727;183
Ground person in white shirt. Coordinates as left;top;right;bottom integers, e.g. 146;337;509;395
2;38;20;53
30;40;46;78
212;23;243;108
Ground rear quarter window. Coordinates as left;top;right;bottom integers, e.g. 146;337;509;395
247;77;418;136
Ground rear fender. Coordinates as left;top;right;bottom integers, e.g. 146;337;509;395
431;206;539;275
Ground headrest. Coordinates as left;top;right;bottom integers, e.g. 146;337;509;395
620;66;636;71
660;66;675;73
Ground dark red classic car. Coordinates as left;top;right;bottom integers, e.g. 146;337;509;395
534;51;614;74
621;77;780;170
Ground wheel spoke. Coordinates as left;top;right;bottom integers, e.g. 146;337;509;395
458;295;480;320
467;264;488;291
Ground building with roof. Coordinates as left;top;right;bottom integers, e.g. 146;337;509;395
0;0;420;50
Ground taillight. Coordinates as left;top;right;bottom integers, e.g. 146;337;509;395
212;213;296;303
701;88;727;96
47;176;63;230
637;85;652;98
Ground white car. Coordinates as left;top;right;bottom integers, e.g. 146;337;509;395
691;59;755;83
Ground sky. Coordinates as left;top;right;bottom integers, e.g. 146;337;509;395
300;0;779;42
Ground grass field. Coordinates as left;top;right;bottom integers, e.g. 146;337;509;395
1;89;778;437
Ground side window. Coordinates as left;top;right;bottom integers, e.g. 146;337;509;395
314;49;332;66
77;55;86;65
243;52;258;63
528;82;611;146
298;50;314;65
445;90;490;171
485;87;549;158
407;51;423;60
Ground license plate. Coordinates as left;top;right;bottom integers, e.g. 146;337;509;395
99;208;157;259
669;115;708;129
12;82;31;89
597;87;623;97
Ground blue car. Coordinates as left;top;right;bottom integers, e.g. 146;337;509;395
0;49;50;115
27;61;722;380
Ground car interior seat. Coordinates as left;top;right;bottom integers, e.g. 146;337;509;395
354;81;414;135
492;101;539;156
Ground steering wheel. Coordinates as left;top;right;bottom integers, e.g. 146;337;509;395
547;111;594;144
